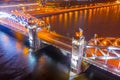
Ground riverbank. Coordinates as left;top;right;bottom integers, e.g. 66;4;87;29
26;2;120;17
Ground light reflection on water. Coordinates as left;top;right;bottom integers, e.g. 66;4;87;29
42;5;120;40
0;31;35;79
0;29;70;80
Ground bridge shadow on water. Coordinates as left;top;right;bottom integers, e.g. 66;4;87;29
29;45;71;80
0;24;29;47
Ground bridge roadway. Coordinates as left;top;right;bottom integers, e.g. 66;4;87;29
37;29;72;52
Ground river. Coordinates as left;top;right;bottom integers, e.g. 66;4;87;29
42;5;120;40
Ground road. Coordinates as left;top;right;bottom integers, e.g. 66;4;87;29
37;29;72;52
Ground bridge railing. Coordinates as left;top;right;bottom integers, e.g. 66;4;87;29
84;36;120;76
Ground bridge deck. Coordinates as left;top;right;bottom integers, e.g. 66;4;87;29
37;29;72;52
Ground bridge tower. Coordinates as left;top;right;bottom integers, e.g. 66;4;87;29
27;24;40;51
70;28;85;76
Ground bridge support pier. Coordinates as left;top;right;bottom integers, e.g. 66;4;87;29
70;28;85;77
28;25;40;51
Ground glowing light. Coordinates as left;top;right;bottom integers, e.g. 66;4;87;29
15;32;23;41
116;1;120;3
59;14;63;23
75;28;83;38
88;9;92;24
0;12;11;18
103;40;107;45
23;47;29;56
46;17;49;23
64;13;68;27
69;12;73;24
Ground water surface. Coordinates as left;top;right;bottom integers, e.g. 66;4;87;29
42;5;120;40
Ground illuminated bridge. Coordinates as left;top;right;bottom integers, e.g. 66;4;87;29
0;11;120;78
0;11;72;52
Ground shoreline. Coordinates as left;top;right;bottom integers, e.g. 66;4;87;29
26;2;120;17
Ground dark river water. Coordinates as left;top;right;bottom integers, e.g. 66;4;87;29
0;4;120;80
42;5;120;40
0;28;71;80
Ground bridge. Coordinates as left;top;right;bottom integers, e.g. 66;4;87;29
85;36;120;76
0;11;120;77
